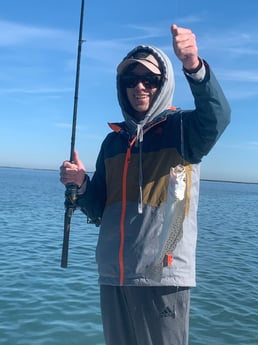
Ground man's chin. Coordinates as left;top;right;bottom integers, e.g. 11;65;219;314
132;111;147;122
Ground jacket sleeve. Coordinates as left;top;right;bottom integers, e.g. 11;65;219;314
76;144;107;226
182;61;231;163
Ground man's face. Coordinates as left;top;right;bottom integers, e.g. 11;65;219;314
125;64;160;120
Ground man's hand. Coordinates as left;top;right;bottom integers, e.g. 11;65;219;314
171;24;200;71
60;151;86;187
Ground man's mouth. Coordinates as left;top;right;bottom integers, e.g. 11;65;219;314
135;94;148;99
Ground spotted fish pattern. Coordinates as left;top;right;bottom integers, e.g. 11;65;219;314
146;164;187;282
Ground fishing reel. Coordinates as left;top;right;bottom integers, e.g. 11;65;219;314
65;183;78;209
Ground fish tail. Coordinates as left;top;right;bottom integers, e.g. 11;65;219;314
145;263;163;282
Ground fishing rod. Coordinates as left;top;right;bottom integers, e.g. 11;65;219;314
61;0;85;268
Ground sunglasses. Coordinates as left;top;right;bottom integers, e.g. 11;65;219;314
120;74;162;89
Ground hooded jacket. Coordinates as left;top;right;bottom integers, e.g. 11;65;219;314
78;45;231;287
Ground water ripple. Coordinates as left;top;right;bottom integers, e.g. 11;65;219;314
1;170;258;345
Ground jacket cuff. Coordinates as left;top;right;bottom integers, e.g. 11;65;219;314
183;58;206;82
77;174;89;195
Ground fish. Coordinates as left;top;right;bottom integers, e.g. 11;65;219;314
146;164;187;282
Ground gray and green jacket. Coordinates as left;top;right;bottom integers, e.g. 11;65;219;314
77;45;231;287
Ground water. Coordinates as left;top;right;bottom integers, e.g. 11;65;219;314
0;168;257;345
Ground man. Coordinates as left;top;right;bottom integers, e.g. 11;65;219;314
60;24;230;345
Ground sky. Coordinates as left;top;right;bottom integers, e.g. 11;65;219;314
0;0;257;183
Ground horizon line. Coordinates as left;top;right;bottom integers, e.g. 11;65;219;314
1;165;257;185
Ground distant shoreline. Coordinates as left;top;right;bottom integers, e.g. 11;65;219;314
200;178;258;185
0;166;58;172
1;165;257;185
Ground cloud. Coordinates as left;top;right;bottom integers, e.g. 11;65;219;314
226;47;258;56
219;69;258;83
199;29;258;57
0;87;73;95
0;19;75;50
175;15;202;25
225;88;258;101
123;24;165;39
55;123;72;129
222;141;258;150
248;141;258;147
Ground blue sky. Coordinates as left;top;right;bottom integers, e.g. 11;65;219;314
0;0;257;183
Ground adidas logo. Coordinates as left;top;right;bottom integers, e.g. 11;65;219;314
160;306;176;318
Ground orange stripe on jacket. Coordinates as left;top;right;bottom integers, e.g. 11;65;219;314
119;137;137;285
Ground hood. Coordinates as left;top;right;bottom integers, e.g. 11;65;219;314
116;45;175;133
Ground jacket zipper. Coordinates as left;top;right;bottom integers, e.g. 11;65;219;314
119;137;137;285
114;112;174;285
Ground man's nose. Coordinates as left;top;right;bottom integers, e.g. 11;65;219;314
134;81;146;89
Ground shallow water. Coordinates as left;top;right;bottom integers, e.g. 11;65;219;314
0;168;257;344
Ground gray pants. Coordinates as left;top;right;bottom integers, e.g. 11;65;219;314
100;285;190;345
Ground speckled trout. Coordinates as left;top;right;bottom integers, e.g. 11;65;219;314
146;164;187;282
